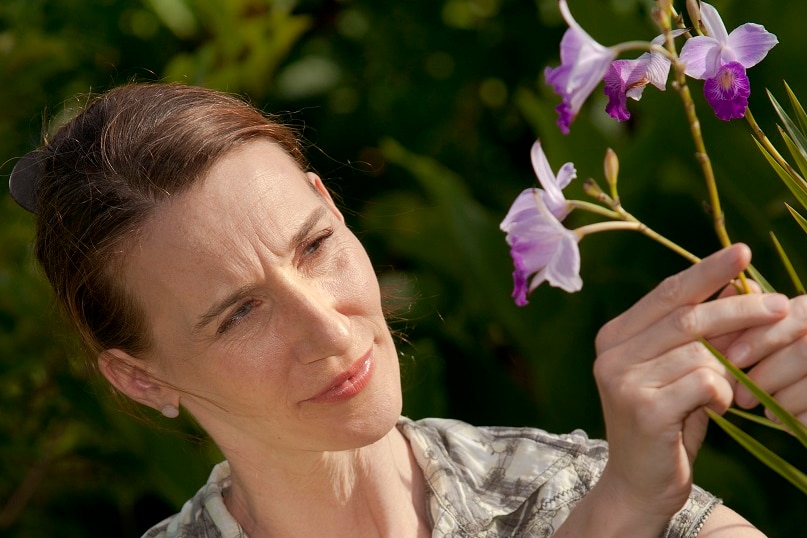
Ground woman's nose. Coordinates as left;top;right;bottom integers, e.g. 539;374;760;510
280;280;352;363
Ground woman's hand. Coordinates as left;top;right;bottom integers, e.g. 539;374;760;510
590;244;788;532
721;293;807;425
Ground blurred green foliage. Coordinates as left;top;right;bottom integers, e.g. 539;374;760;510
1;0;805;535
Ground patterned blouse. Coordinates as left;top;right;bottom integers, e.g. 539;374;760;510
142;417;718;537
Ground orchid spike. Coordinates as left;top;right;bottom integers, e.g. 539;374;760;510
500;188;582;305
530;139;576;220
679;1;777;120
544;0;617;134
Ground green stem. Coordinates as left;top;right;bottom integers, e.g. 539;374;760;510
566;199;622;220
574;221;701;264
672;78;731;248
662;20;751;292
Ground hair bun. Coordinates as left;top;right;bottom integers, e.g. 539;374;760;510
9;149;44;214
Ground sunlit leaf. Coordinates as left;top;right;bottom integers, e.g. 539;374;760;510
706;409;807;496
727;408;789;433
745;263;776;293
753;137;807;211
767;89;807;164
784;81;807;137
769;231;805;294
785;203;807;234
699;338;807;448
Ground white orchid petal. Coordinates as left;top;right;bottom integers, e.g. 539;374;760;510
543;232;583;292
555;162;577;191
726;23;778;68
644;51;672;91
699;2;729;43
530;141;567;218
680;36;721;79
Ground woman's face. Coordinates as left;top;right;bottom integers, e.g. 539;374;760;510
121;139;402;455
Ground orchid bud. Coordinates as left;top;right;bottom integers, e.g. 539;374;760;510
582;178;606;201
603;148;619;190
656;0;672;15
686;0;702;35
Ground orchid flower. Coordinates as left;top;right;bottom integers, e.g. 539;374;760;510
530;139;576;220
500;188;582;305
679;1;778;120
544;0;617;134
604;32;686;122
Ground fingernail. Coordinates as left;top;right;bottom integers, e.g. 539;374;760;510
726;342;750;367
735;392;759;409
735;387;758;409
763;294;788;314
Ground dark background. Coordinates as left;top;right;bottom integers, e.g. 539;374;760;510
1;0;805;536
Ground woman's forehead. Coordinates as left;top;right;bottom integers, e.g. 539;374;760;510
155;140;317;241
131;140;325;271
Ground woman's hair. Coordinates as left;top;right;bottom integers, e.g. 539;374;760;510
32;83;307;368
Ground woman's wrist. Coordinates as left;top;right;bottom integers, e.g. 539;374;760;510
555;468;679;538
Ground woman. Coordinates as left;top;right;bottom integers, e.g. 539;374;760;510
9;82;807;537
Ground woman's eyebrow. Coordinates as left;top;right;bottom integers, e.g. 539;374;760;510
194;283;260;333
193;206;328;333
290;206;326;249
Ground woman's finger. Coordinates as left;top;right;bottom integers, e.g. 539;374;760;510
761;376;807;423
597;244;752;352
735;340;807;408
602;293;789;368
726;295;807;369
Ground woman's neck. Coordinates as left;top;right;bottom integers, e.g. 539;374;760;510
222;425;431;538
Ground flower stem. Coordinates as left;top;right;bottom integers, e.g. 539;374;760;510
664;32;752;293
566;199;622;220
574;221;701;264
670;76;731;248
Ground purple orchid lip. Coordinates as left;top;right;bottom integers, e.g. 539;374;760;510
704;61;751;121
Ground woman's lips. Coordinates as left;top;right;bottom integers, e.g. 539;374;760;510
308;350;374;404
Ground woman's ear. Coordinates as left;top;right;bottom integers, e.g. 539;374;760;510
307;172;344;223
98;349;175;412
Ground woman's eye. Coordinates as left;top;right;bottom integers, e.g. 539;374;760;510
218;300;256;334
303;229;333;257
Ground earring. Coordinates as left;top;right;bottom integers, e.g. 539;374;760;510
161;404;180;418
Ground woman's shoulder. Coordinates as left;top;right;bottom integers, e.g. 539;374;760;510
399;415;609;463
139;461;246;538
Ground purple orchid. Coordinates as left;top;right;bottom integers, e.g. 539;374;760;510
544;0;617;134
604;32;686;122
501;141;582;305
679;1;777;120
500;188;582;305
530;139;576;220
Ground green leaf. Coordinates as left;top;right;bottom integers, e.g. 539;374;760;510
784;81;807;136
778;127;807;181
706;409;807;496
785;203;807;234
769;231;805;294
727;408;789;433
699;338;807;449
753;137;807;211
767;89;807;164
745;263;776;293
